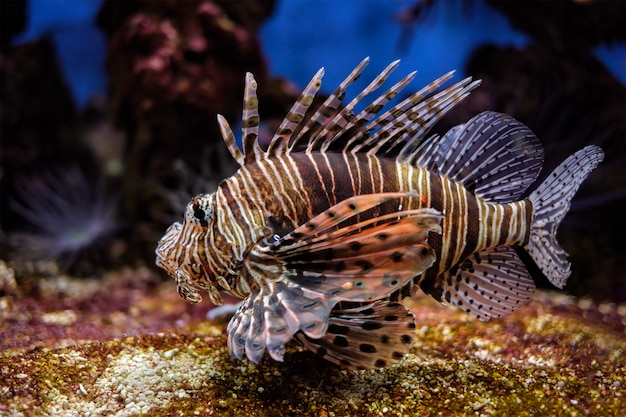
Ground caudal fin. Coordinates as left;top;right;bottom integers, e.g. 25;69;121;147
526;145;604;288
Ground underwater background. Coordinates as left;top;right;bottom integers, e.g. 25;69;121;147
2;0;624;301
1;1;625;416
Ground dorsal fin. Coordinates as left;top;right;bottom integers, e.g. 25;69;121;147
217;59;481;167
357;77;481;155
343;71;454;153
317;59;406;152
300;57;371;152
218;114;243;165
338;69;420;149
267;68;325;158
410;111;545;202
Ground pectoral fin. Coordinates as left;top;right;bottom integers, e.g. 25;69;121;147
295;300;417;370
227;280;336;364
253;193;442;302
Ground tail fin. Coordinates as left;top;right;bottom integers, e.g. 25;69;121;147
526;145;604;288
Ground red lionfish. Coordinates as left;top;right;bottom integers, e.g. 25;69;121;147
156;58;604;370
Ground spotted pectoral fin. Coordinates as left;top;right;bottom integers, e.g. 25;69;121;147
261;194;443;302
284;216;440;301
419;246;536;320
295;300;417;370
226;281;337;364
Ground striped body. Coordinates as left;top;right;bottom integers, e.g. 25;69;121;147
156;58;603;369
213;153;531;297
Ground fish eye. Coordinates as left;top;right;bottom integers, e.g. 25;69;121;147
186;194;213;227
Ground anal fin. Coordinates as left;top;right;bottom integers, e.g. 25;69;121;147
295;300;417;370
420;246;536;320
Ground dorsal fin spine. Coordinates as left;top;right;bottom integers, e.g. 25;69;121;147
357;77;480;156
318;60;401;152
224;59;485;168
302;57;371;152
242;72;263;164
340;71;417;152
217;114;244;166
351;74;461;153
362;70;456;133
267;67;325;156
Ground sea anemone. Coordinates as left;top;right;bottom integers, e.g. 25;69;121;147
8;165;119;275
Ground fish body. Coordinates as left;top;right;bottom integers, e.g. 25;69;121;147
156;58;604;370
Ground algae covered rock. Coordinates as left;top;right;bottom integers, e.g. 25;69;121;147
1;272;624;416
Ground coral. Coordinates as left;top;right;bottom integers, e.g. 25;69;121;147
96;0;272;169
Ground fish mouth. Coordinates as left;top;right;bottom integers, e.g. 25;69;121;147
155;221;182;277
155;253;176;278
175;266;204;303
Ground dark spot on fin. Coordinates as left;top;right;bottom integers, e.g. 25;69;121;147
421;246;536;321
266;195;441;302
293;300;417;370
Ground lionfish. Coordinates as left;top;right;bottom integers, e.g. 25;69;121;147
156;58;604;370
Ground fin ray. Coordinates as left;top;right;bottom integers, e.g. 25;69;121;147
526;145;604;287
295;300;416;370
295;57;371;152
217;114;244;166
357;77;480;155
413;111;545;202
341;70;418;147
420;246;536;320
267;68;325;157
318;60;403;152
242;73;264;164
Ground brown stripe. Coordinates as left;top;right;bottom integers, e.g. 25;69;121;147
498;204;513;246
440;176;459;273
484;204;497;248
324;153;356;201
459;189;480;261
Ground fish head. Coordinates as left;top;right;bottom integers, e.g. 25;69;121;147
155;192;227;305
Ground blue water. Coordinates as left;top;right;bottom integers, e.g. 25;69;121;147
11;0;625;109
12;0;107;109
260;0;528;93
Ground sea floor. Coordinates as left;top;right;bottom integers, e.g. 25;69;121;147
1;263;624;416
